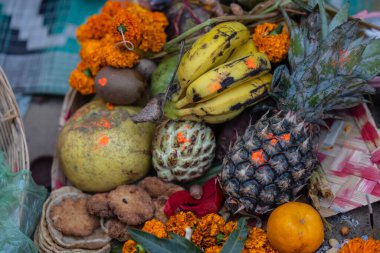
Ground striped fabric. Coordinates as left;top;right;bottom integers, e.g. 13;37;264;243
0;0;105;95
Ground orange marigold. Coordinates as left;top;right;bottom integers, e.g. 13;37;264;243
122;240;137;253
102;43;140;68
138;12;168;52
79;40;104;76
76;13;112;42
142;219;168;238
253;22;290;63
339;237;380;253
191;213;226;249
223;220;238;237
112;8;142;47
69;67;95;95
166;211;198;237
205;245;222;253
102;1;122;16
243;227;278;253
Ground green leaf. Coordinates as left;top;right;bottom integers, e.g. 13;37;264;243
110;241;124;253
328;1;349;33
169;233;203;252
220;217;249;253
317;0;328;39
128;228;203;253
288;21;306;70
354;39;380;80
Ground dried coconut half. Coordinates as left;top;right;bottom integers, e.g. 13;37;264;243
38;186;111;251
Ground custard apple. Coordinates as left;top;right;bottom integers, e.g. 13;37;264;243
152;120;215;182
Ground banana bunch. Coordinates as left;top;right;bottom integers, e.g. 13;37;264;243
166;21;272;124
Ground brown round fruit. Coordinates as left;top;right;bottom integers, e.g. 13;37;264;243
95;66;146;105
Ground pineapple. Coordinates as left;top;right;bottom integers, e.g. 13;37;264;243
153;120;215;182
219;7;380;215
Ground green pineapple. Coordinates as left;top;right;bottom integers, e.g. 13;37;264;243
218;4;380;215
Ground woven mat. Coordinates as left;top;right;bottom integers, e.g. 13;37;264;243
0;0;105;95
318;104;380;217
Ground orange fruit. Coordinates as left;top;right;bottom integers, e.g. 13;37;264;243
267;202;324;253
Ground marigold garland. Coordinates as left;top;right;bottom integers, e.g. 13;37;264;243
122;240;137;253
68;62;95;95
76;13;112;42
339;237;380;253
70;1;168;95
122;212;278;253
243;227;278;253
141;219;167;238
253;22;290;63
191;213;226;248
166;211;198;237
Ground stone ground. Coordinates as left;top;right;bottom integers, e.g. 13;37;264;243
24;95;380;250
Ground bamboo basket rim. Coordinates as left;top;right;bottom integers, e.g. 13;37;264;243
0;67;29;172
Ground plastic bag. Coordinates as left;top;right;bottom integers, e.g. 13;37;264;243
0;153;48;253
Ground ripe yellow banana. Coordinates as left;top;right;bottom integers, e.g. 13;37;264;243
177;73;272;116
181;108;244;124
176;53;271;108
174;22;250;101
227;39;258;62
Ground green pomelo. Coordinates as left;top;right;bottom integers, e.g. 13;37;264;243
58;99;155;192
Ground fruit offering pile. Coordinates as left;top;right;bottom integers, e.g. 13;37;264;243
37;0;380;253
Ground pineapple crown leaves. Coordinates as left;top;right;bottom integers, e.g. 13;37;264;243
272;0;380;123
127;217;248;253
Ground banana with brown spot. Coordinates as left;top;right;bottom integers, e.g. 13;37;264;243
177;73;272;116
176;53;271;109
174;22;250;101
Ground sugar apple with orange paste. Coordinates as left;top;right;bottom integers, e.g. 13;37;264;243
152;120;215;182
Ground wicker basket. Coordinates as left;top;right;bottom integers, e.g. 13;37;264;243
0;67;29;172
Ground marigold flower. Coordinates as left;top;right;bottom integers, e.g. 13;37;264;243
102;43;140;68
122;240;137;253
339;237;380;253
76;13;112;42
243;227;278;253
69;67;95;95
79;40;104;76
112;9;142;47
253;22;290;63
205;245;222;253
102;1;122;16
191;213;226;249
166;211;198;237
142;219;168;238
138;12;168;52
223;220;237;237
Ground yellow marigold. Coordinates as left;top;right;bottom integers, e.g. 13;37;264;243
339;237;380;253
191;213;226;249
223;220;238;237
166;211;198;237
76;13;112;42
142;219;168;238
205;245;222;253
122;240;137;253
243;227;278;253
111;8;142;47
79;40;104;76
102;1;122;16
69;67;95;95
253;22;290;63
